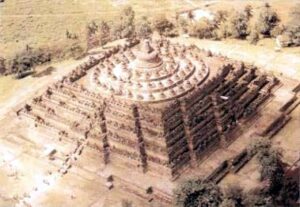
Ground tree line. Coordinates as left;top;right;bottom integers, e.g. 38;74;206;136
2;3;300;77
87;3;300;47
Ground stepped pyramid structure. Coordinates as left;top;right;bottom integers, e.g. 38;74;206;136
89;40;211;178
17;39;279;205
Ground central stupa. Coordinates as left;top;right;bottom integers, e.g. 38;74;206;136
133;40;163;69
92;40;209;102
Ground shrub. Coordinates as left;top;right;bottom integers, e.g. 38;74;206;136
7;46;52;77
69;42;86;60
286;28;300;46
65;30;78;40
270;24;286;37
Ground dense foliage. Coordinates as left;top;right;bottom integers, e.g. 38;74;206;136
174;180;223;207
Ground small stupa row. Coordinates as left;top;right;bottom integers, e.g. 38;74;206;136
91;40;209;102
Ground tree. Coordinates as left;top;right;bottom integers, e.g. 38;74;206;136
98;21;110;45
120;5;135;38
214;10;230;39
86;20;111;48
177;16;189;35
214;10;229;24
248;29;260;45
227;11;250;39
111;6;135;40
215;6;252;40
111;22;123;40
87;21;98;36
255;3;279;36
216;22;231;39
249;138;285;200
188;19;216;39
152;15;174;36
187;10;194;21
257;147;284;197
283;4;300;46
174;180;223;207
244;5;253;19
136;16;152;39
0;58;5;74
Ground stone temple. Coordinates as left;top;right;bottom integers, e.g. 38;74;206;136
17;39;279;204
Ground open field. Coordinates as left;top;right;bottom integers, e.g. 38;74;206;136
0;0;191;59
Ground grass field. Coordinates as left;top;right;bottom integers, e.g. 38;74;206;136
1;0;298;59
0;0;192;59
